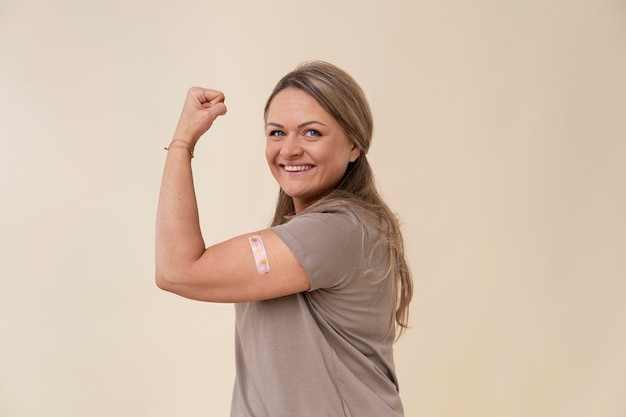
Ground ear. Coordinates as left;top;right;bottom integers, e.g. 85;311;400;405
349;144;361;163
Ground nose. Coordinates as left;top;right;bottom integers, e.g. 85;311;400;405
279;135;303;158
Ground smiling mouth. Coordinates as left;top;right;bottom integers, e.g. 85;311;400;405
283;165;314;172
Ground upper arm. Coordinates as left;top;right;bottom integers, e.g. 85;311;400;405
156;229;311;303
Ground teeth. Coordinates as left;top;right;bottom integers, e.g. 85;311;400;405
284;165;312;172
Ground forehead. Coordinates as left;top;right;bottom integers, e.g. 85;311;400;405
266;88;331;120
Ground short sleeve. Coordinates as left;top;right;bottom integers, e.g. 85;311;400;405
271;207;370;291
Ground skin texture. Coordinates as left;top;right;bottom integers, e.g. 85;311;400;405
265;88;361;213
156;87;357;303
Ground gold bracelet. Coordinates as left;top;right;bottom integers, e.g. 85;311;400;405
164;140;194;158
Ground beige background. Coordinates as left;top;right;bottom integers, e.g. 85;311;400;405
1;0;625;416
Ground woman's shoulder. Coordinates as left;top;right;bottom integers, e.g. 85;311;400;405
300;198;378;224
272;200;381;246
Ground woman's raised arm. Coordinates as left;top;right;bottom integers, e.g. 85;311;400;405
155;88;310;303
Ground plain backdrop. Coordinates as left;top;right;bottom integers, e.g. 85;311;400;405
1;0;625;416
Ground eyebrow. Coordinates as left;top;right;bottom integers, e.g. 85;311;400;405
266;121;328;129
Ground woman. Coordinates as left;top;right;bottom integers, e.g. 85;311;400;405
156;61;412;417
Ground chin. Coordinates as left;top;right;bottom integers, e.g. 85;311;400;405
282;189;308;200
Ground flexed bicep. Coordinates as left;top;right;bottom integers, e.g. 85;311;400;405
156;229;311;303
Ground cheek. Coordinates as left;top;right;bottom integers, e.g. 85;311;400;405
265;143;280;174
264;142;274;164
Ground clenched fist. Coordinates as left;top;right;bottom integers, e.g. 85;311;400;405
171;87;228;150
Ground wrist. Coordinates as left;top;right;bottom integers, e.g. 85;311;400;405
164;139;194;158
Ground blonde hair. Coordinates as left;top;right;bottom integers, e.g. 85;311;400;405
264;61;413;338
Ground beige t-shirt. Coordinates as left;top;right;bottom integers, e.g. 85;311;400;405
231;205;403;417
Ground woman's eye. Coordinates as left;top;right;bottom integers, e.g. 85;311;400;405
304;129;322;138
268;130;285;137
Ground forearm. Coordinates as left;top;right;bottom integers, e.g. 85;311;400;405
155;145;206;283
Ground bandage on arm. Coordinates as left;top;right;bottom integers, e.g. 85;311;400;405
248;235;270;274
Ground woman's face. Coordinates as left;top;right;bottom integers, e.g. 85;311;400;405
265;88;360;213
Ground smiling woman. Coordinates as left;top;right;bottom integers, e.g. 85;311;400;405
265;88;361;212
155;61;413;417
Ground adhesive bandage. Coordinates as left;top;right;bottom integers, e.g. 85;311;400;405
249;235;270;274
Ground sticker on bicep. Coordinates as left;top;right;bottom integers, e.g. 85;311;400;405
248;235;270;275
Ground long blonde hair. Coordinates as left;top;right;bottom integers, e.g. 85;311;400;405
264;61;413;338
